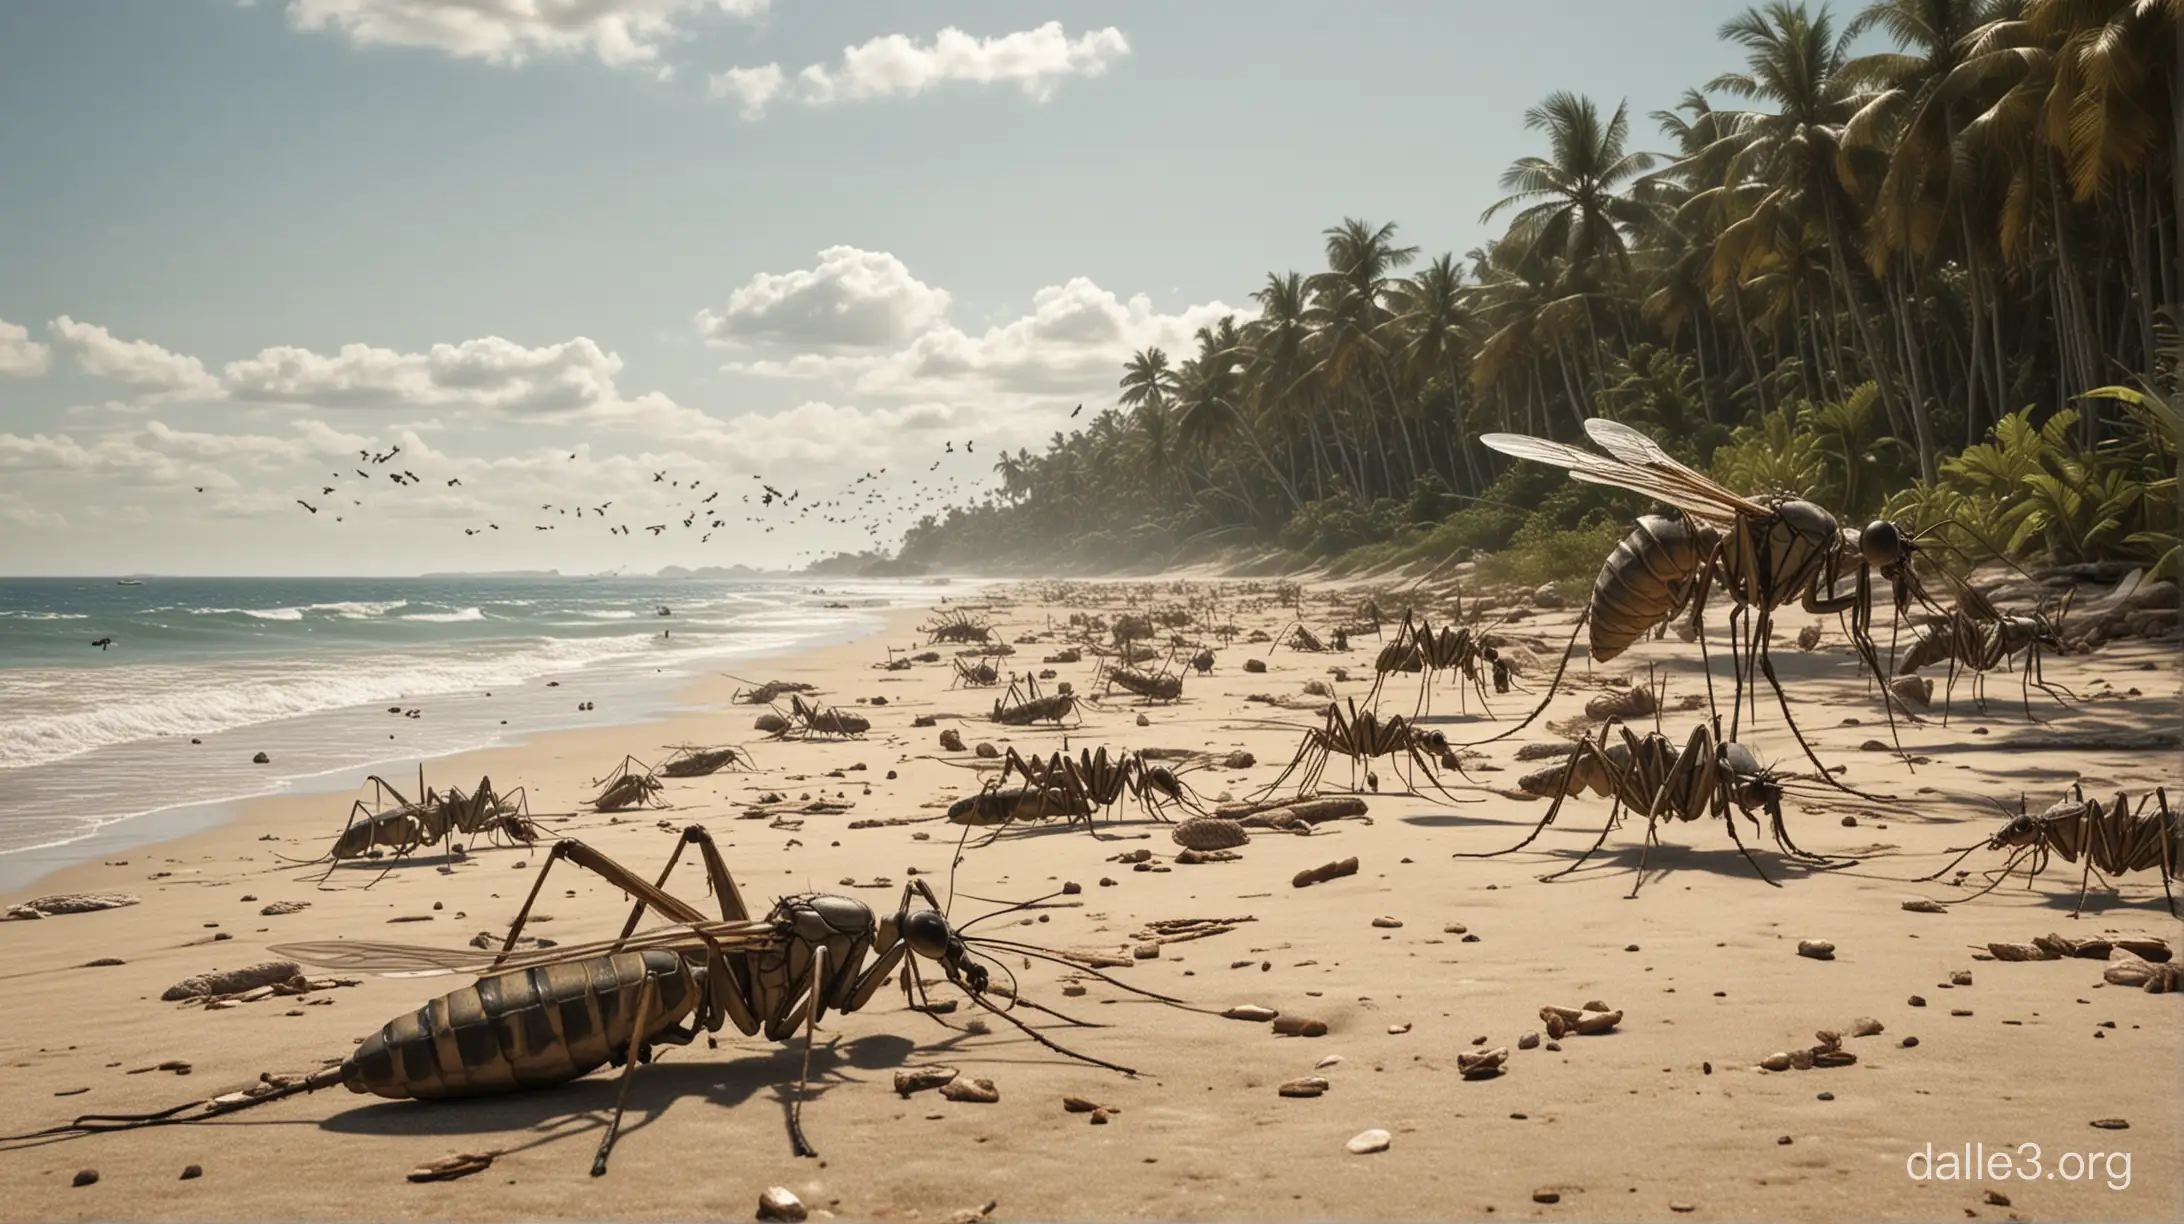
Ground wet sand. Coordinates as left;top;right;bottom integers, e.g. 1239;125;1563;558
2;583;2177;1222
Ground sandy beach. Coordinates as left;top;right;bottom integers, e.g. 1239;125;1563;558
1;579;2177;1222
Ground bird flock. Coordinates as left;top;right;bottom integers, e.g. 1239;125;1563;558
220;416;1081;566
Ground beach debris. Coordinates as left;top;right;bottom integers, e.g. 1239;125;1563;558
922;610;994;645
1279;1077;1329;1098
1901;898;1946;913
894;1066;959;1096
260;901;310;916
407;1151;498;1183
1458;1047;1509;1079
252;752;271;764
1797;623;1823;651
1223;1005;1279;1022
1292;857;1360;888
1172;817;1250;852
2090;1118;2130;1130
753;713;789;734
733;680;816;705
658;745;750;777
161;961;304;1002
939;728;966;752
72;1169;98;1188
1370;916;1403;929
2103;957;2181;992
939;1077;1000;1104
1273;1015;1328;1037
1888;675;1933;711
1797;939;1836;960
944;1199;999;1224
1583;683;1657;721
1346;1129;1391;1155
756;1187;808;1222
4;893;140;920
180;1165;202;1180
587;756;665;812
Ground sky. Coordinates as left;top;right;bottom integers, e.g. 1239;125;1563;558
0;0;1808;576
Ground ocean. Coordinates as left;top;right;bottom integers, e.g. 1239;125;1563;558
0;575;944;888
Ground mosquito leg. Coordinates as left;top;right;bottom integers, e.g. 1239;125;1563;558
591;974;659;1177
788;944;826;1158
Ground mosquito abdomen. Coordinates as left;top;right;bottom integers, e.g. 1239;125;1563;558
342;950;699;1100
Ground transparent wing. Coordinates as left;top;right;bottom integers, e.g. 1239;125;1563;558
1483;429;1753;523
1582;419;1770;516
274;918;779;978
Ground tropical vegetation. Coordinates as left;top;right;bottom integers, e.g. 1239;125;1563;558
895;0;2178;585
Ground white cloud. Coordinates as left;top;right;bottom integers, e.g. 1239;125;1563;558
49;316;224;399
726;272;1250;399
716;22;1128;118
707;63;783;119
223;335;629;416
0;317;51;376
697;246;953;349
284;0;768;72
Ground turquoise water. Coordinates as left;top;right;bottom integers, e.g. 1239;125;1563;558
0;575;934;867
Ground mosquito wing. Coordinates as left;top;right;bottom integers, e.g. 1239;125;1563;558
273;919;778;978
1581;419;1771;517
1481;431;1750;524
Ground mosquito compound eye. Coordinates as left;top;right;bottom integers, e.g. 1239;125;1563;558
1860;519;1904;568
901;909;954;960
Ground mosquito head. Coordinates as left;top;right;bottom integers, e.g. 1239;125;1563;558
1721;741;1785;812
1140;764;1184;800
1859;519;1910;571
901;906;987;993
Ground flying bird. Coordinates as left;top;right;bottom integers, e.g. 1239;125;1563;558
447;478;461;486
296;500;317;514
90;637;113;650
1071;403;1082;418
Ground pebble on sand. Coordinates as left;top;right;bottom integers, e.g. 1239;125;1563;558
1346;1129;1390;1155
1796;939;1836;960
757;1186;808;1222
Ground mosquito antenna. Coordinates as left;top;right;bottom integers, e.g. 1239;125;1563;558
943;820;975;917
964;993;1137;1076
952;889;1068;933
965;938;1213;1011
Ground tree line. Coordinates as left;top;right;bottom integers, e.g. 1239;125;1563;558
897;0;2176;577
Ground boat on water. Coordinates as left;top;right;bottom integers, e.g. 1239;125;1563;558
116;579;143;586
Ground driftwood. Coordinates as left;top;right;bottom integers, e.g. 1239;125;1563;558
5;893;140;920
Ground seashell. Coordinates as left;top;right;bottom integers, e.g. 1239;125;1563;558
1850;1017;1884;1038
1761;1052;1793;1071
1810;1049;1858;1068
1172;817;1250;851
1223;1004;1279;1022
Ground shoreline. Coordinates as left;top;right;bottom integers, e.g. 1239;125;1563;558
0;605;925;902
0;578;2174;1222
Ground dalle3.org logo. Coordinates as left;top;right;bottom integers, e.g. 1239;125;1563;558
1907;1142;2131;1190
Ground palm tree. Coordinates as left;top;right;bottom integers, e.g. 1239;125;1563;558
1700;2;1940;478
